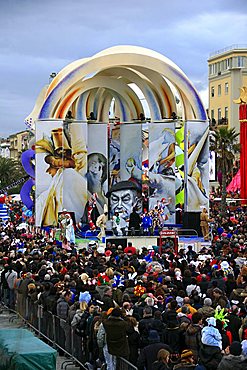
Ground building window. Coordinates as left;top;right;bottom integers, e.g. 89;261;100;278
225;82;229;95
211;86;215;97
211;110;214;119
225;107;228;120
218;108;221;121
237;56;244;67
218;84;221;96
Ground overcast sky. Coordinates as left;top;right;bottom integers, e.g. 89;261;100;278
0;0;247;137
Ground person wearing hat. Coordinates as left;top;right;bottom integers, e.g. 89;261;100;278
106;180;141;218
201;317;222;349
36;125;88;226
217;341;247;370
173;349;196;369
137;329;172;370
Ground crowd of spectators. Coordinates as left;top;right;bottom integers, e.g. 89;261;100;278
0;201;247;370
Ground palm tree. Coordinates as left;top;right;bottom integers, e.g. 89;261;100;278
210;127;240;215
0;157;26;193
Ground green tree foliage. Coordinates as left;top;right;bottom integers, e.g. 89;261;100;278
0;157;26;194
210;127;240;215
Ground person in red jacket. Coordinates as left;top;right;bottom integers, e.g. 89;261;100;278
124;242;137;256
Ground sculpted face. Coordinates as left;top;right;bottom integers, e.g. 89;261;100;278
110;189;137;216
88;154;103;178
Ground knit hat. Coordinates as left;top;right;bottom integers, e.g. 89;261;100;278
107;307;114;316
105;250;112;257
204;298;212;306
79;291;91;304
28;283;36;290
147;330;160;343
181;349;193;360
207;317;216;327
176;296;184;307
229;341;242;356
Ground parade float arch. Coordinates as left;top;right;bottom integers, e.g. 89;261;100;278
24;46;209;228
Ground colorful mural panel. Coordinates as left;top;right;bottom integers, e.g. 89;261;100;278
35;121;88;226
186;121;209;211
148;122;176;224
87;123;108;215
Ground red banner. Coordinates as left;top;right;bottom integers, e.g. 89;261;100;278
240;105;247;205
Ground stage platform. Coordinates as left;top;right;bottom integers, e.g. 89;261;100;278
75;232;211;253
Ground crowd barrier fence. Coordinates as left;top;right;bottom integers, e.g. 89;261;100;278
1;296;137;370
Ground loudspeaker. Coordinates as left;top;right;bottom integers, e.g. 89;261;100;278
183;212;202;237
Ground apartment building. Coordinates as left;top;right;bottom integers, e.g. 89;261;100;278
208;45;247;133
8;130;30;160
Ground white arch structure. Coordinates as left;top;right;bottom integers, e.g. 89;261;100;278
26;45;207;124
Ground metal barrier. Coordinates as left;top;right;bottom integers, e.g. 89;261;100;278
177;228;198;237
117;357;138;370
7;297;88;370
1;296;139;370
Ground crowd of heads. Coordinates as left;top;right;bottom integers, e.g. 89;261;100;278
0;199;247;369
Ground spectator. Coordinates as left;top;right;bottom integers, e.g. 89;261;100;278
173;349;197;370
217;341;247;370
137;330;171;370
198;298;215;319
184;312;203;361
152;349;170;370
103;307;129;368
227;305;242;342
212;288;228;309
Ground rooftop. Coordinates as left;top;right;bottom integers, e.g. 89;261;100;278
209;44;247;59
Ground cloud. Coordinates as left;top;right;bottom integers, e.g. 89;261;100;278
0;0;247;135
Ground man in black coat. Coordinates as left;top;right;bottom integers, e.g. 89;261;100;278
137;330;171;370
129;207;141;236
101;286;115;312
138;306;155;348
227;305;242;342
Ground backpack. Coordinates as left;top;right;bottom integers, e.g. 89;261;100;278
75;312;88;337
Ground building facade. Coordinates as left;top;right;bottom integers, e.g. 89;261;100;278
8;130;31;160
208;45;247;133
0;138;10;158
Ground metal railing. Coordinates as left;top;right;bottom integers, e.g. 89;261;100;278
2;297;87;370
0;297;137;370
177;228;198;237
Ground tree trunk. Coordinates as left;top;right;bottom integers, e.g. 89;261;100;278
221;170;227;216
